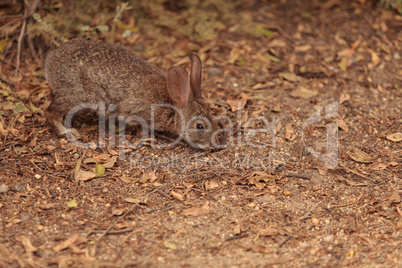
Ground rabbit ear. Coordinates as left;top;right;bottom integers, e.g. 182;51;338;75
167;66;191;108
190;53;202;99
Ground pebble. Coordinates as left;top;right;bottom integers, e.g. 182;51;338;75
323;234;334;242
13;182;24;192
0;184;9;193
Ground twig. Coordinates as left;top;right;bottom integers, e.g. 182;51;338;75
15;9;27;76
329;192;364;208
278;235;294;247
15;0;40;75
225;233;249;241
87;227;133;236
285;172;311;180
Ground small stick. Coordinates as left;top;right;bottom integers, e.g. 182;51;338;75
285;172;311;180
225;233;249;241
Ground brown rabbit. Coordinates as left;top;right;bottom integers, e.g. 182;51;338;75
44;39;223;149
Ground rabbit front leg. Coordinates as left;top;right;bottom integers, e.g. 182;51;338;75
45;102;81;139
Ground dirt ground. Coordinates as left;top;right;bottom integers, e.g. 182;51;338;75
1;0;401;267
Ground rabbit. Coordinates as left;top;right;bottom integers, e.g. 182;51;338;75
44;38;224;149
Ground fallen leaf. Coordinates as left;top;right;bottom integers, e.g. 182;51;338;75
337;118;349;132
226;99;247;112
120;176;138;183
386;132;402;142
258;227;279;236
94;164;105;178
388;191;401;203
83;158;98;164
67;199;78;208
290;86;318;99
18;236;37;253
171;190;184;201
233;224;241;235
75;171;95;181
103;156;117;168
112;208;125;216
349;148;376;163
251;244;268;253
53;234;79;252
279;72;300;82
163;242;177;250
368;49;380;66
285;122;295;140
205;180;219;190
140;171;157;183
182;207;210;216
124;197;140;203
339;92;350;104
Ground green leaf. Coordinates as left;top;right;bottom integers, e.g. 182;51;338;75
266;54;281;63
67;199;78;208
80;25;90;32
163;242;177;250
255;25;274;38
97;25;109;32
122;30;131;38
33;13;41;20
1;89;9;96
30;101;43;114
338;59;347;71
14;102;25;113
94;164;105;178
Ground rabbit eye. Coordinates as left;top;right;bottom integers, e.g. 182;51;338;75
196;123;205;130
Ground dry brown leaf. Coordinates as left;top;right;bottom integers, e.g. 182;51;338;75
368;49;380;66
258;227;279;236
290;86;318;99
337;118;349;132
171;190;184;201
285;122;295;141
386;132;402;142
349;149;376;163
205;180;219;190
233;224;241;235
388;191;401;203
295;44;312;52
120;176;139;183
75;170;95;181
53;234;79;252
335;175;367;186
140;171;157;183
182;207;210;216
112;208;125;216
279;72;301;82
103;156;117;168
339;92;350;104
251;244;268;253
226;98;247;112
17;236;37;253
124;197;140;203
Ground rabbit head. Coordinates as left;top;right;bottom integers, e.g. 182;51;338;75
165;53;224;149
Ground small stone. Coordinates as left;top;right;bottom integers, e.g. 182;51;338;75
323;234;334;242
13;182;24;192
299;242;311;248
393;53;401;60
0;184;9;193
34;174;42;180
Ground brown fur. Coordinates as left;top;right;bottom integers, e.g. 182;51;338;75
44;39;221;148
